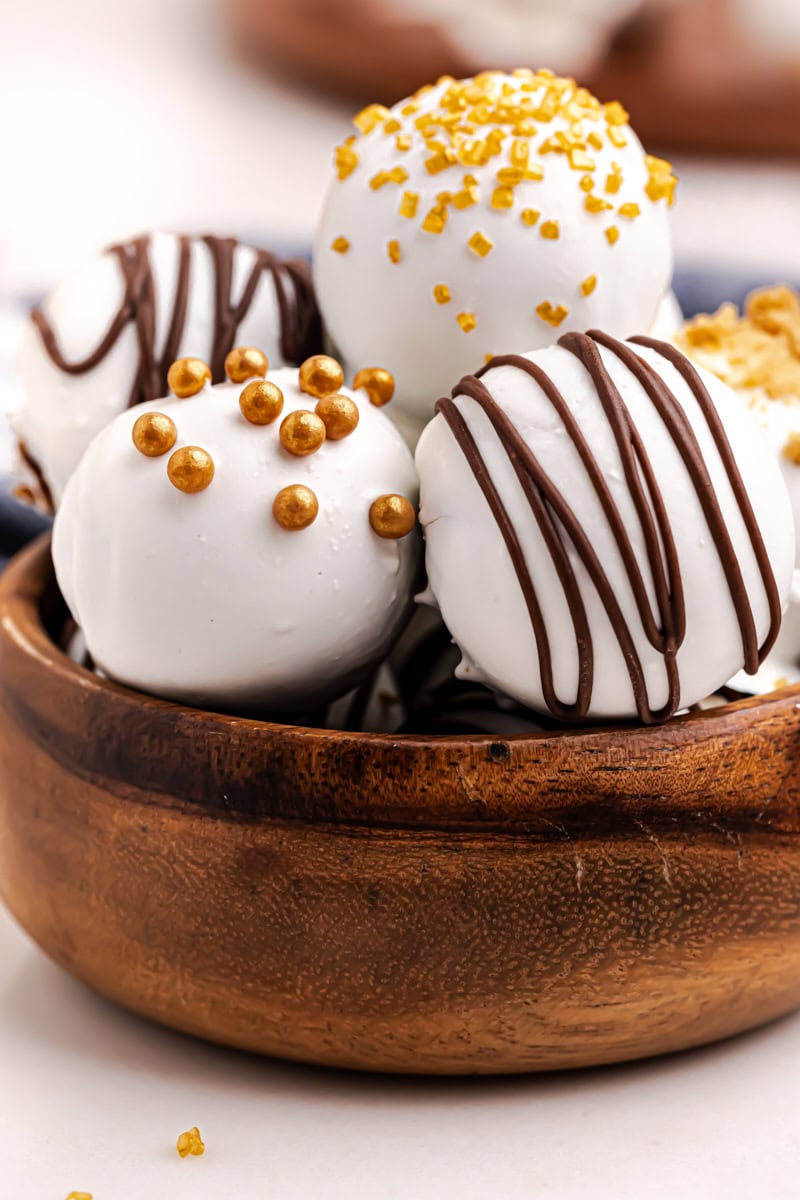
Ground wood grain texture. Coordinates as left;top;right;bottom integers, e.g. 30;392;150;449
2;535;800;1073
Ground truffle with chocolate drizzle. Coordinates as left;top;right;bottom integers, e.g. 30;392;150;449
416;333;794;723
15;231;322;508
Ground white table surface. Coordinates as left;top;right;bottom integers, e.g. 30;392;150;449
2;899;799;1200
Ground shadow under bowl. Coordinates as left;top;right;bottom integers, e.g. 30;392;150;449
1;535;800;1074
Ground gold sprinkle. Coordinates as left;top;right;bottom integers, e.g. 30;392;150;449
425;149;456;175
580;274;597;297
520;208;540;226
65;1193;93;1199
370;166;408;189
167;447;215;493
605;226;620;245
369;494;416;539
433;284;451;304
579;174;594;192
353;366;395;406
422;204;448;234
784;432;800;465
331;236;350;254
607;126;628;149
540;220;559;239
399;190;419;218
383;117;402;134
491;186;514;209
585;194;613;214
315;394;359;440
536;301;569;327
524;163;545;181
457;312;477;333
273;484;318;531
387;239;401;263
353;103;390;134
279;410;326;456
497;166;523;185
605;163;623;194
239;380;284;425
774;676;790;690
396;133;412;152
645;154;678;204
468;231;493;257
604;100;629;126
453;186;478;209
568;148;595;171
167;357;211;399
618;202;641;220
299;355;344;398
587;131;603;150
401;101;418;116
334;143;359;180
224;346;268;384
176;1127;205;1158
132;412;177;457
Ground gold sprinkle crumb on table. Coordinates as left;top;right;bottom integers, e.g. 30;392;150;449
177;1126;205;1158
491;186;515;210
618;202;640;220
422;204;448;234
387;239;401;263
784;432;800;465
521;208;539;226
331;236;350;254
580;274;597;297
65;1192;93;1199
605;226;620;245
540;220;559;239
676;285;800;402
468;231;493;257
536;301;569;328
585;195;612;214
457;312;477;333
433;284;451;304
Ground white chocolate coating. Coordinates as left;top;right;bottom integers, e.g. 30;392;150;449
16;231;314;506
416;339;794;720
315;70;675;443
53;369;419;713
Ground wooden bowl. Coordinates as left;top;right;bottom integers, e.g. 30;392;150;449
2;535;800;1074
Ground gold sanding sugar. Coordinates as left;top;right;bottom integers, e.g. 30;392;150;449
65;1193;93;1199
177;1125;205;1158
677;285;800;401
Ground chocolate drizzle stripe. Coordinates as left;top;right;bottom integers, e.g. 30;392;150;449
438;332;781;724
630;334;782;663
29;233;321;412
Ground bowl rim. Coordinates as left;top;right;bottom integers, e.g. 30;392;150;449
3;532;799;752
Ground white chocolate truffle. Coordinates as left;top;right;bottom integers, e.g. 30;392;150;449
52;362;419;714
676;286;800;564
315;69;676;443
416;332;794;722
15;231;320;507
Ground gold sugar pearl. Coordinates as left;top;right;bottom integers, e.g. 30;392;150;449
167;357;211;399
353;367;395;407
298;354;345;398
280;410;326;456
369;494;416;539
315;394;360;440
176;1126;205;1158
132;411;177;457
273;484;319;531
239;380;284;425
167;446;215;493
225;346;268;384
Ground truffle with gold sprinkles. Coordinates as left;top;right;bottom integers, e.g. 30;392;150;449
52;359;419;714
315;68;680;444
176;1127;205;1158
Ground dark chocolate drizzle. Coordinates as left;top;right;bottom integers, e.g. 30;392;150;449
435;331;781;725
29;232;321;410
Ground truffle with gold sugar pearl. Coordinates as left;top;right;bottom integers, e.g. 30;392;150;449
14;230;321;507
315;69;680;444
416;335;794;722
52;361;419;713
